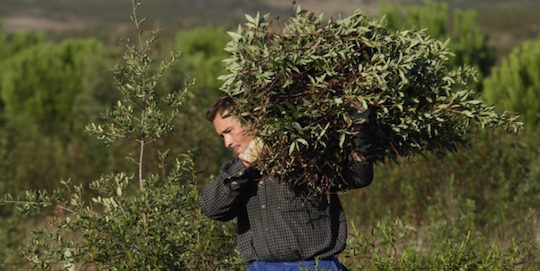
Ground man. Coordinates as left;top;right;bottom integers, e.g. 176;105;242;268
200;96;374;270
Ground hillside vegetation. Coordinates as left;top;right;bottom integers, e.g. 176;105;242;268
0;1;538;269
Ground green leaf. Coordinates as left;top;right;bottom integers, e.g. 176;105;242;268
227;31;242;41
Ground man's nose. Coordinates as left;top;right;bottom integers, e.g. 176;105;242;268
224;136;233;149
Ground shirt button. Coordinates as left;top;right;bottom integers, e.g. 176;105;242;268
261;204;266;209
258;180;263;185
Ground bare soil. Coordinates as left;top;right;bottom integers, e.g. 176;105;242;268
266;0;379;17
5;16;91;32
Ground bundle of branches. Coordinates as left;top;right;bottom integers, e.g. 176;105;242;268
218;9;522;195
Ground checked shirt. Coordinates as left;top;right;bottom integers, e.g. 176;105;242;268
200;154;373;263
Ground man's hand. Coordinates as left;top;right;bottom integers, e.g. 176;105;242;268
238;137;266;167
350;106;376;161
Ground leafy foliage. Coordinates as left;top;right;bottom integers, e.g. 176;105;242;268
2;157;241;270
341;129;540;269
483;40;540;127
219;8;522;194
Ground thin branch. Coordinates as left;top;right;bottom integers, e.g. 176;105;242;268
132;0;149;235
2;200;76;214
132;0;145;51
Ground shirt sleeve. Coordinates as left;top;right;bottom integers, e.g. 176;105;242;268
200;157;250;221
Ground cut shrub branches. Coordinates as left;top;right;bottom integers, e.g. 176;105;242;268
219;8;522;194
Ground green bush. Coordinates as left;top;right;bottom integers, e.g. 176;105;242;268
483;40;540;127
2;160;241;270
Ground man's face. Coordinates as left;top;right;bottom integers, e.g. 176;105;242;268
213;110;254;155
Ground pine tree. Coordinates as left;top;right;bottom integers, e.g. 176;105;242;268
0;26;43;62
483;40;540;127
0;38;114;195
381;2;495;81
165;27;231;175
0;39;103;135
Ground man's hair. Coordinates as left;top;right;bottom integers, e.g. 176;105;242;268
206;96;234;122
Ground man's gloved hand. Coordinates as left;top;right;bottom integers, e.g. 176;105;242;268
239;137;266;166
350;106;376;161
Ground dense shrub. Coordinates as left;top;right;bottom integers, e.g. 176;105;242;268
341;217;536;270
0;39;102;133
2;159;241;270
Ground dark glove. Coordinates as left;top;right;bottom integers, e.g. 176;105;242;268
349;106;376;160
220;157;261;191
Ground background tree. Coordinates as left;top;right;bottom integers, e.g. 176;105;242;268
483;40;540;127
381;1;496;83
1;39;103;134
0;38;115;196
160;26;231;175
0;27;43;62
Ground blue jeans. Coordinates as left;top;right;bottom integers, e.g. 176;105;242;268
247;257;347;271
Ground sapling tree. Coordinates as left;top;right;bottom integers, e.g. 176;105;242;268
219;8;523;196
1;0;241;270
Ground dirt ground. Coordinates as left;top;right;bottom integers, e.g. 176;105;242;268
267;0;379;18
5;16;90;32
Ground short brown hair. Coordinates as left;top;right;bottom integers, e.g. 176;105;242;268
206;96;234;122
